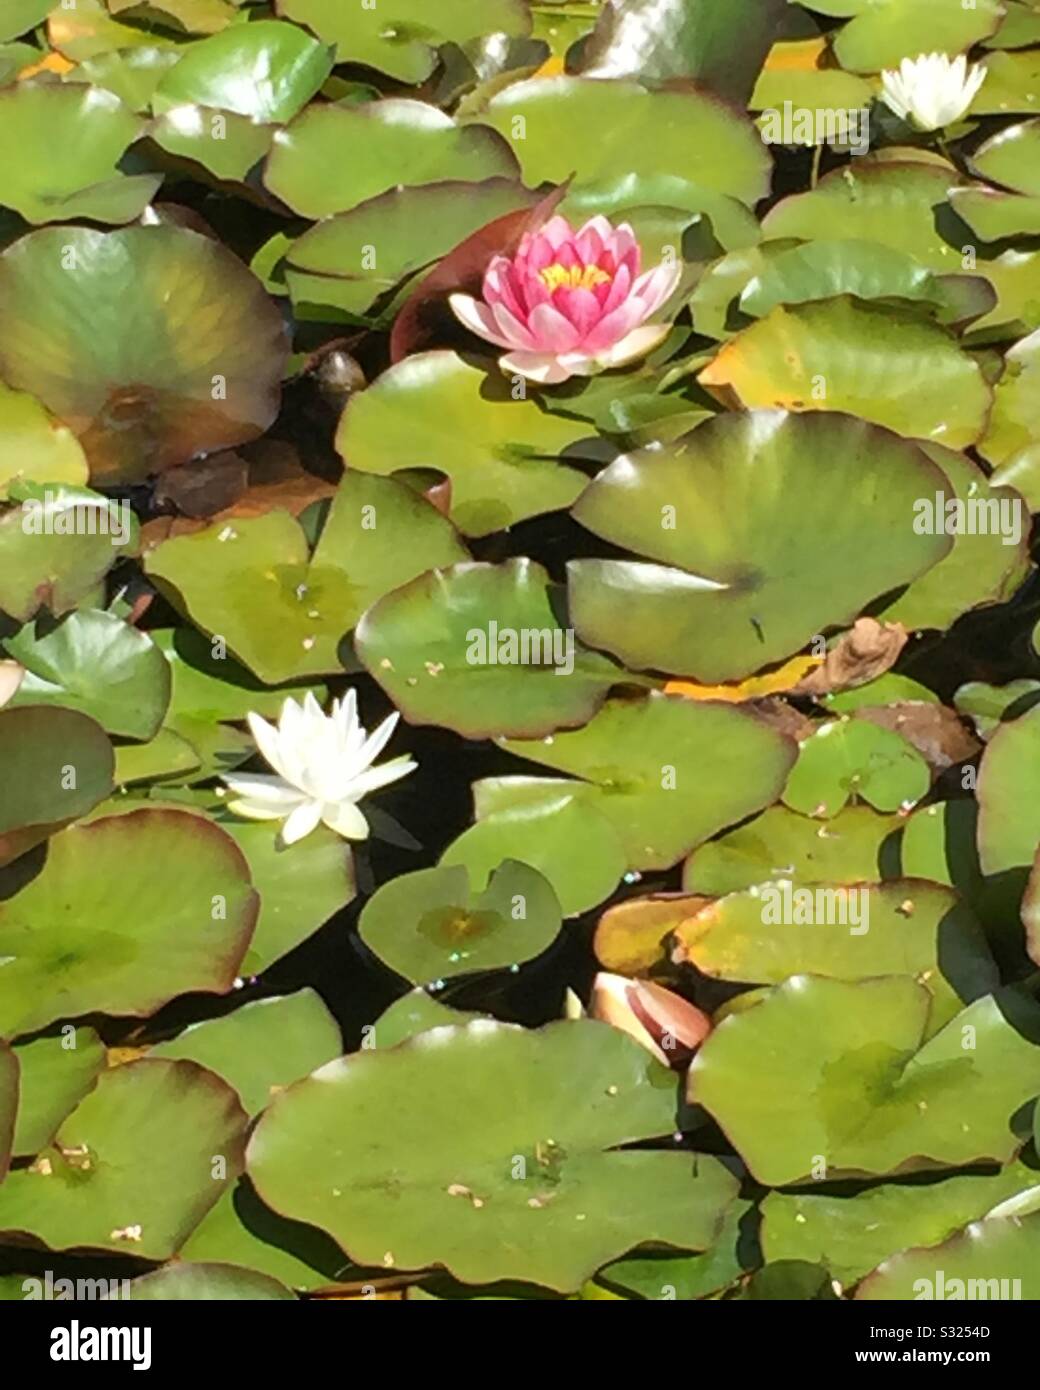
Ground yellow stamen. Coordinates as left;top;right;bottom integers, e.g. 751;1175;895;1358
539;263;611;293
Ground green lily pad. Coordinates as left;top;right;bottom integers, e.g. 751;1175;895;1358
955;679;1040;739
10;1028;105;1158
979;328;1040;474
569;410;952;682
441;781;629;918
500;693;797;872
782;718;931;817
368;990;483;1050
0;807;258;1039
0;482;138;622
152;19;332;123
48;0;183;60
0;705;113;859
69;46;183;111
763;1160;1040;1287
690;976;1040;1184
336;352;596;537
971;118;1040;195
275;0;531;82
150;990;342;1115
284;179;535;320
0;1;53;43
827;0;1003;72
176;1178;353;1291
699;298;991;448
114;727;202;787
151;106;276;183
248;1018;738;1291
0;1058;247;1259
949;185;1040;240
977;703;1040;875
857;1209;1040;1300
144;512;355;685
357;559;620;740
684;805;904;896
3;610;171;740
0;1041;13;1179
0;225;289;485
121;1262;296;1301
879;444;1030;631
264;100;517;219
0;381;88;496
598;1198;755;1301
560;175;761;253
0;81;160;225
222;821;355;976
593;891;713;975
359;860;562;984
468;76;772;208
675;879;999;1032
971;48;1040;114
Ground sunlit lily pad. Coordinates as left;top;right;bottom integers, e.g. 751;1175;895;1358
598;1197;754;1301
337;352;596;537
0;382;88;496
0;1059;247;1259
674;879;999;1031
569;410;952;681
151;106;276;183
0;808;258;1039
357;559;620;739
68;46;183;111
857;1209;1040;1299
120;1262;296;1301
264;101;517;219
977;703;1040;876
501;693;797;871
0;1041;14;1179
979;328;1040;473
782;718;930;816
683;804;903;895
3;610;171;740
690;976;1040;1184
0;225;289;485
0;0;53;43
275;0;531;82
150;990;341;1115
467;77;772;208
248;1018;739;1291
10;1028;105;1157
0;82;160;225
154;627;326;724
152;19;333;123
699;299;991;448
360;861;561;984
971;48;1040;114
826;0;1003;72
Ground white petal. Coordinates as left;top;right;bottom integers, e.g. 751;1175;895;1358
353;710;400;774
322;800;370;840
498;350;577;384
346;755;418;800
279;799;324;846
246;711;291;782
223;772;307;809
594;322;672;369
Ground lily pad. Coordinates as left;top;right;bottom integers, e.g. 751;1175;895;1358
598;1198;755;1301
970;118;1040;195
690;976;1040;1184
150;106;276;183
120;1262;296;1301
69;46;183;111
977;703;1040;875
500;693;797;871
782;718;931;817
248;1018;739;1291
150;990;342;1115
152;19;333;123
827;0;1003;72
468;77;772;208
594;892;713;976
0;1041;13;1179
10;1028;105;1157
857;1209;1040;1300
683;804;904;895
337;352;598;537
0;381;88;496
0;705;113;860
3;610;171;740
0;1;53;43
154;627;326;725
699;299;991;448
569;410;952;681
356;559;620;740
0;81;160;225
0;1058;247;1259
359;860;562;984
275;0;531;83
0;807;258;1039
674;879;999;1032
441;781;629;918
0;225;289;485
264;101;517;219
979;328;1040;473
763;1160;1040;1287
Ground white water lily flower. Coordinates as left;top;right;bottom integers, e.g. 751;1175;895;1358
880;52;987;132
223;691;416;846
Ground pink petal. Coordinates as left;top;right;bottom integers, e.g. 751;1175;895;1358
552;286;603;339
449;293;515;349
491;301;538;350
581;296;646;354
599;261;633;315
485;262;527;322
528;301;582;352
631;259;682;316
539;215;576;250
499;349;575;384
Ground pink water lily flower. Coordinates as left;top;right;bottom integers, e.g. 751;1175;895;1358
449;214;682;385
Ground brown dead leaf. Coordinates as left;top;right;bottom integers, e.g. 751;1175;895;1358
793;618;908;697
853;702;980;774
